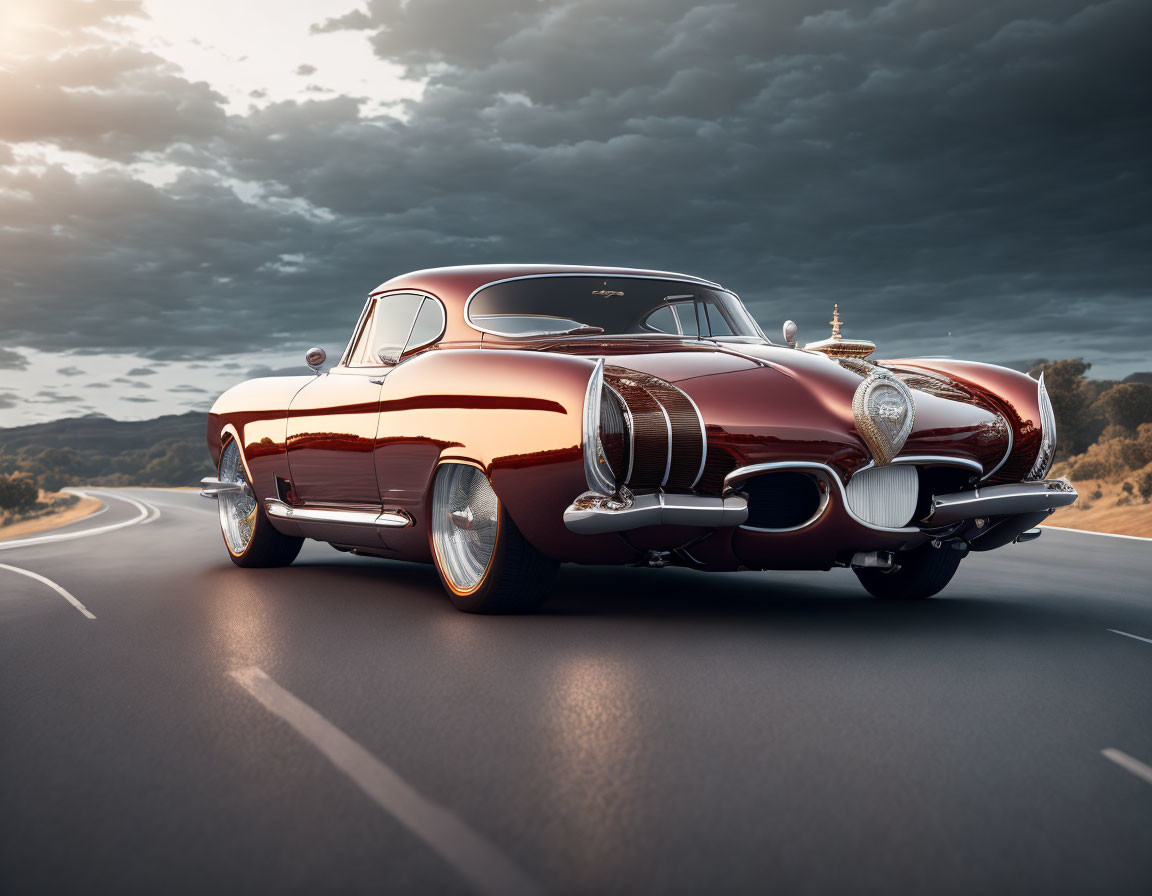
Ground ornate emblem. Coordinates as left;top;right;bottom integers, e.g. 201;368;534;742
852;371;916;465
804;305;876;358
592;289;624;297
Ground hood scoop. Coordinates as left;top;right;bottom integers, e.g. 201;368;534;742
804;305;876;358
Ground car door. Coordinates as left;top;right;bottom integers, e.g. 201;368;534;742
286;292;425;505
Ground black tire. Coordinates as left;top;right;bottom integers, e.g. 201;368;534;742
217;439;303;568
854;543;963;600
430;464;558;613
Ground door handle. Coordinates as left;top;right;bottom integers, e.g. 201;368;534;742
369;377;386;385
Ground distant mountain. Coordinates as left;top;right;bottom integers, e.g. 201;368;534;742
0;411;212;490
1122;372;1152;385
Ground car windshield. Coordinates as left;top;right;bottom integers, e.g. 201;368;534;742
468;276;766;341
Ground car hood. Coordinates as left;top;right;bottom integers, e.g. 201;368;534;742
544;339;1011;475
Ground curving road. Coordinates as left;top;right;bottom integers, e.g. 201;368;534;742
1;489;1151;894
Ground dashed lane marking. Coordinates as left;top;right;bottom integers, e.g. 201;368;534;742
229;665;541;896
1102;749;1152;787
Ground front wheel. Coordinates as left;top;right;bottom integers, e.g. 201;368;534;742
855;542;963;600
217;439;303;568
429;463;558;613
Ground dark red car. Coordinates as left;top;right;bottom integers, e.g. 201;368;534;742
201;264;1076;612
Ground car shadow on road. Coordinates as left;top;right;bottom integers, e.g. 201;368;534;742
283;552;1087;644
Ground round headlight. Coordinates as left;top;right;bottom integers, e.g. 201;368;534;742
852;372;916;465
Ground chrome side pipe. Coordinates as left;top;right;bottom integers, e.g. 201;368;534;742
199;477;251;499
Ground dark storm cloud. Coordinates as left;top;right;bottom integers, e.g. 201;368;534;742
0;0;1149;377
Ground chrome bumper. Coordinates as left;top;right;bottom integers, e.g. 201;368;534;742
926;478;1077;525
563;490;748;534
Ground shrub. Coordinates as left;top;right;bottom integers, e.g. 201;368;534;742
1094;383;1152;433
1135;466;1152;503
1122;481;1134;496
1090;486;1103;501
0;472;38;513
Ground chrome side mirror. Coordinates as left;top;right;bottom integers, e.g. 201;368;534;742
305;346;326;374
782;320;798;348
377;346;401;366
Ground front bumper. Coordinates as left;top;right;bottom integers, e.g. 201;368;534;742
926;478;1077;525
563;489;748;534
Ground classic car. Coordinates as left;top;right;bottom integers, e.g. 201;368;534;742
201;264;1076;612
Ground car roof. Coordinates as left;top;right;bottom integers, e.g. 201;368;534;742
371;264;722;296
364;264;726;345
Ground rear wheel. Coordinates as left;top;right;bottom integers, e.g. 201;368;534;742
855;542;963;600
217;439;303;568
429;463;557;613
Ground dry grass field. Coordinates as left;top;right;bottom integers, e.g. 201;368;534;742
1045;479;1152;538
0;491;101;542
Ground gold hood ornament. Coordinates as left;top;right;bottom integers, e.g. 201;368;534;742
804;305;876;358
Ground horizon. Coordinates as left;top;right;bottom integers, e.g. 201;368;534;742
2;0;1150;426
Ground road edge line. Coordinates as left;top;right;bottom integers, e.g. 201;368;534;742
0;562;95;619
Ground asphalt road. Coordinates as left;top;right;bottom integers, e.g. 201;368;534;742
1;489;1150;895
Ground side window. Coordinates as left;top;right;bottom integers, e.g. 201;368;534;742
642;305;679;334
350;293;423;366
404;297;446;355
704;301;735;337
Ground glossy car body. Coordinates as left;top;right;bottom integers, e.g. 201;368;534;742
204;264;1075;601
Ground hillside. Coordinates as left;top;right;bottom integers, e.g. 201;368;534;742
0;411;213;490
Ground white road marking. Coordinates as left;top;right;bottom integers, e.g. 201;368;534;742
0;490;149;552
1108;629;1152;646
229;666;541;896
1102;749;1152;787
1041;525;1152;542
0;562;95;619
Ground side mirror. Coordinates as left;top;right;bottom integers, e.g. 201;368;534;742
305;346;327;374
377;346;401;366
782;320;798;348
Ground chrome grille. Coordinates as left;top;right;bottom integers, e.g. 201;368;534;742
845;465;918;528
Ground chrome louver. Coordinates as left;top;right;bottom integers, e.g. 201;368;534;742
845;464;919;528
579;362;707;495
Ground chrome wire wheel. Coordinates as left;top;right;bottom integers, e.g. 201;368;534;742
431;464;500;594
218;439;257;556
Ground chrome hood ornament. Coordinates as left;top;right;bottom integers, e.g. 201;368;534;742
852;370;915;465
804;305;876;358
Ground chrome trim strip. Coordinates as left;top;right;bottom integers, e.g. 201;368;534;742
463;272;728;338
264;499;413;529
723;461;922;534
926;479;1077;525
856;455;985;476
564;491;748;534
657;398;674;488
582;358;616;496
681;389;709;489
981;414;1014;482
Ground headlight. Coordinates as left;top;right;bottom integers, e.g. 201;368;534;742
852;371;916;465
582;359;632;494
1026;372;1057;480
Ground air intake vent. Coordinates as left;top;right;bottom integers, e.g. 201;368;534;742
740;472;824;530
845;465;918;528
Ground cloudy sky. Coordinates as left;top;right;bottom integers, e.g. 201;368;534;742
1;0;1148;426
